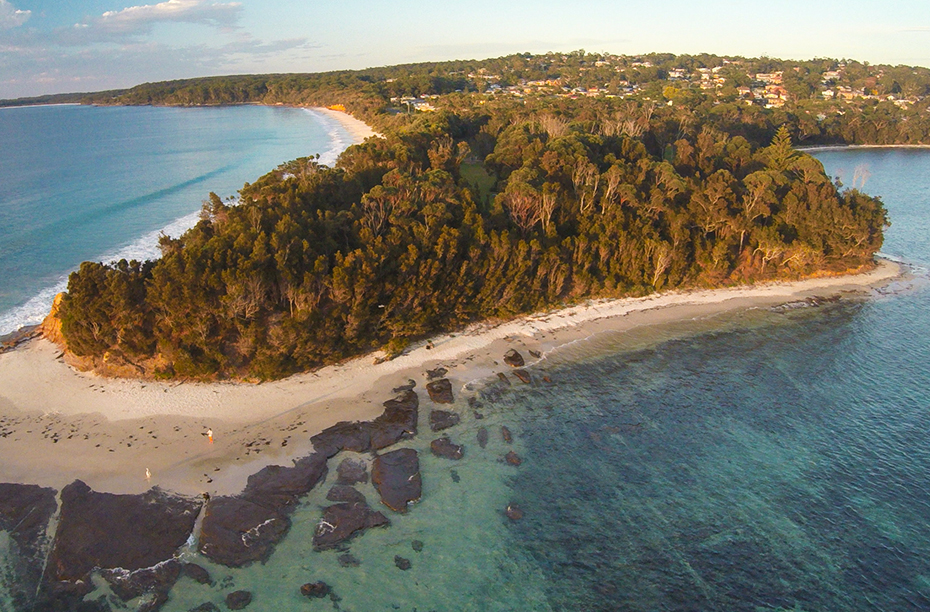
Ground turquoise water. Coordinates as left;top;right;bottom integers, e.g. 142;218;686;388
0;104;353;335
130;149;930;611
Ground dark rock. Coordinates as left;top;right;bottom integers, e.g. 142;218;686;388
505;451;522;466
497;372;511;385
429;409;460;432
0;483;58;610
503;349;525;367
199;496;290;567
241;453;328;512
394;555;411;571
529;349;541;359
426;378;454;404
183;563;213;585
336;458;368;485
430;437;464;460
43;480;201;588
0;324;40;354
505;504;524;520
512;369;531;384
412;540;424;552
477;427;489;448
310;421;371;456
338;553;361;567
392;379;416;393
313;502;389;550
371;448;421;513
300;581;331;598
326;485;366;504
425;367;448;380
542;375;552;383
100;559;182;602
140;590;171;612
189;604;220;612
225;590;252;610
370;389;419;450
501;426;513;443
450;470;460;483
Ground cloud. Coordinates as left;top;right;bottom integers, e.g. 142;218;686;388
88;0;242;36
0;0;30;30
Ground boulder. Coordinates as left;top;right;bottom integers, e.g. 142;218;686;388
370;389;419;450
325;485;366;504
429;410;460;432
505;451;522;466
477;427;489;448
512;369;531;384
371;449;421;513
182;563;213;586
336;458;368;485
310;421;371;456
241;453;328;512
430;437;464;460
0;483;58;610
501;426;513;443
505;504;524;521
225;590;252;610
198;496;290;567
300;581;331;598
426;378;454;404
503;349;525;367
313;502;389;550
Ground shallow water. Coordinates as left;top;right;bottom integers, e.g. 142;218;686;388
0;104;352;335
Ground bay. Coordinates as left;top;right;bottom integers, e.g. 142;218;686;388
0;104;353;335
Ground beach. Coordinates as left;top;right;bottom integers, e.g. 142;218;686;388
314;106;382;142
0;258;903;497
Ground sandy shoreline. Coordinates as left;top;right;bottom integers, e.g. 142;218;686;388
313;106;382;142
0;259;904;497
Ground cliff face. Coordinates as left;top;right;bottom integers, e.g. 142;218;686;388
40;292;66;347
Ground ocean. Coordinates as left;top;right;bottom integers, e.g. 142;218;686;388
3;111;930;611
0;104;355;336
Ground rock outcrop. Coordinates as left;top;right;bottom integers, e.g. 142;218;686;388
312;501;389;550
430;437;464;460
372;449;421;513
429;409;460;432
503;349;525;367
0;483;58;610
426;378;454;404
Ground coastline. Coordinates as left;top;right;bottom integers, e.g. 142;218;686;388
312;106;382;142
0;259;903;497
797;143;930;151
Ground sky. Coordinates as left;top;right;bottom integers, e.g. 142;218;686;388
1;0;929;99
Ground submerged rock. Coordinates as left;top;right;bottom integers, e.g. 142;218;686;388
477;427;489;448
225;590;252;610
372;448;422;513
325;485;367;504
189;603;220;612
505;504;524;521
338;553;361;567
497;372;511;385
431;437;465;460
182;563;213;586
512;369;531;384
313;501;389;550
503;349;525;367
426;378;454;404
412;540;424;552
199;496;290;567
501;426;513;443
505;451;522;466
335;458;369;485
429;409;460;432
394;555;412;571
300;581;331;598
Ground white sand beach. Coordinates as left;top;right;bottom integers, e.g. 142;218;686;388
314;106;382;142
0;259;903;497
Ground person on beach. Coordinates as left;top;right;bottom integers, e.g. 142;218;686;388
207;428;213;443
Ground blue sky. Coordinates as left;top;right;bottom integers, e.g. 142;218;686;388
1;0;929;99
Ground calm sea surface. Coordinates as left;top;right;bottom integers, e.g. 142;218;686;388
0;104;354;336
3;123;930;611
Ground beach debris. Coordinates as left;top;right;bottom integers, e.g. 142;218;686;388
394;555;412;571
336;458;369;485
300;581;331;599
313;501;389;550
430;436;464;460
426;378;454;404
477;427;489;448
505;451;522;466
505;504;524;521
501;426;513;443
426;366;448;380
512;369;531;384
225;590;252;610
429;409;460;432
412;540;424;552
497;372;511;385
372;448;421;513
503;349;525;367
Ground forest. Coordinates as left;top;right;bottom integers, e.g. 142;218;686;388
54;53;892;380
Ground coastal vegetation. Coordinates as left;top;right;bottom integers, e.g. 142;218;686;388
51;52;894;380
